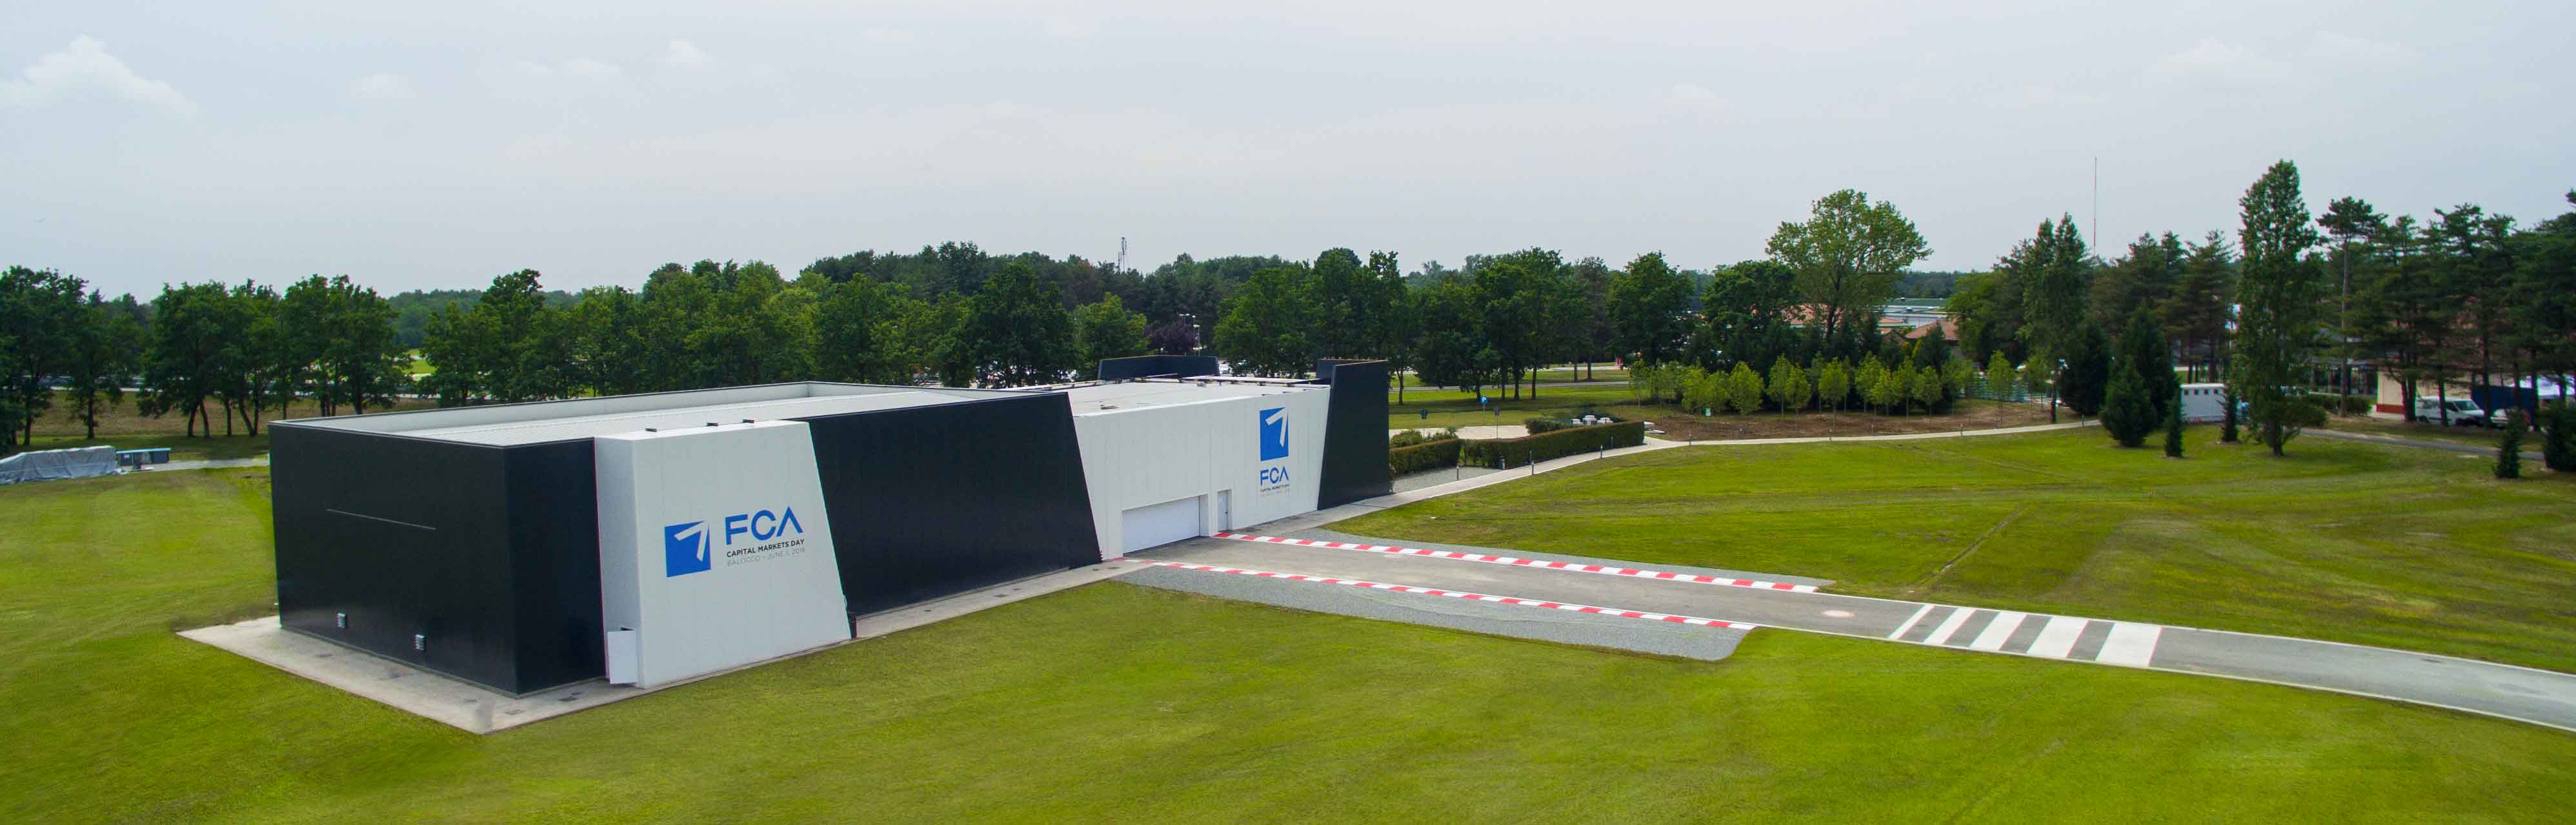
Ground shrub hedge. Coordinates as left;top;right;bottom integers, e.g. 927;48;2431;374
1524;417;1567;434
1460;421;1646;468
1389;438;1464;476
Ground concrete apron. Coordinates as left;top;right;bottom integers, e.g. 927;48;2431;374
180;560;1143;734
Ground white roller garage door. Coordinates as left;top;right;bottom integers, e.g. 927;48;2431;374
1120;496;1202;553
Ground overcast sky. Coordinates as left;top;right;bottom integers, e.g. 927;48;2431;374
7;1;2573;297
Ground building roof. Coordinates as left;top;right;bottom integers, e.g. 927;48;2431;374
1058;378;1324;416
276;383;1016;446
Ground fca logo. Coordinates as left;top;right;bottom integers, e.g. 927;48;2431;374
1259;407;1289;461
664;521;711;577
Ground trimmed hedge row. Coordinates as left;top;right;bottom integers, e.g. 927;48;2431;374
1460;421;1646;468
1389;438;1464;476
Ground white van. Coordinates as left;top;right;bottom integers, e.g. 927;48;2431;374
2413;397;2497;427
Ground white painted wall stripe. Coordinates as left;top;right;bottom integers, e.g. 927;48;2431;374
2026;616;2089;659
1122;559;1760;630
1968;611;2028;651
1921;607;1978;647
2096;622;2164;667
1887;604;1935;640
1212;532;1821;593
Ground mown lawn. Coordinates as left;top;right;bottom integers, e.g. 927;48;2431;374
4;467;2575;822
1338;426;2576;672
18;392;439;462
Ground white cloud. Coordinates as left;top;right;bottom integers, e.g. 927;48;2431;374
2149;37;2286;83
863;27;916;43
0;36;195;114
348;73;416;101
1669;82;1718;101
1043;17;1100;39
663;39;712;68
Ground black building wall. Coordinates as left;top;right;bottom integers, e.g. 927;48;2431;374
273;425;532;692
1313;359;1393;508
803;393;1103;615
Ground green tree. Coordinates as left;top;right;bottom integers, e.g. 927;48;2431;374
2159;232;2238;382
1815;360;1851;413
2058;321;2111;417
1726;362;1764;414
1681;366;1722;414
139;283;236;436
1867;363;1904;414
810;278;909;384
1;267;88;445
2100;357;2156;447
2113;307;2180;422
1767;358;1811;415
2317;197;2386;402
1409;279;1497;396
1363;252;1416;401
1855;358;1887;413
2231;160;2326;456
1072;294;1151;376
1308;248;1369;358
1985;351;2016;399
62;291;146;440
2091;231;2186;338
1472;249;1566;398
2019;347;2052;401
2496;409;2525;479
2008;216;2095;355
1910;363;1944;413
2164;391;2186;458
1940;356;1973;409
213;282;285;435
1766;190;1931;343
1214;267;1318;378
961;261;1082;386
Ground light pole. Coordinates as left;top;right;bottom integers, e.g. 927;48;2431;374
2051;358;2067;424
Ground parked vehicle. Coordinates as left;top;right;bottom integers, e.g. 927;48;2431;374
2413;397;2499;427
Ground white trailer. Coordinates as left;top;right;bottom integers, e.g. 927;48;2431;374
2179;383;2229;422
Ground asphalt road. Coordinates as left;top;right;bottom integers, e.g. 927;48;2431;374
1133;530;2576;732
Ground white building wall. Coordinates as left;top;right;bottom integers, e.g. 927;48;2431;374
1072;389;1330;560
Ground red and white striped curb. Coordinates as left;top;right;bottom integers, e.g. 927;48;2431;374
1119;558;1759;630
1211;532;1820;593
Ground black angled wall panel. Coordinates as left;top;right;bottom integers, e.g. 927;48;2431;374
1313;359;1392;508
801;392;1104;616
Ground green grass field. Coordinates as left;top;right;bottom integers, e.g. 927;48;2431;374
1339;426;2576;672
3;468;2574;822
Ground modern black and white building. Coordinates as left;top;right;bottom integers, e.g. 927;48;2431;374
267;358;1387;695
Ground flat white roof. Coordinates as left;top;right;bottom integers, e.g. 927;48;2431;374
277;382;1012;445
1060;379;1323;416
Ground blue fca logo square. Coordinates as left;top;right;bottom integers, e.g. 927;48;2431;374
1259;407;1290;461
664;521;710;577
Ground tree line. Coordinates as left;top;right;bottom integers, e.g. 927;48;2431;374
7;170;2571;459
1946;161;2576;455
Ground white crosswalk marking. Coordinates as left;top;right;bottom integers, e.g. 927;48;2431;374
1967;611;2026;651
2097;622;2164;667
2025;616;2089;658
1887;604;1935;640
1921;608;1978;646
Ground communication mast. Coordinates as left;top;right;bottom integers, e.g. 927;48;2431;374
1116;236;1128;272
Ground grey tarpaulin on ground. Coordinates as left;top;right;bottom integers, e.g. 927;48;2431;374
0;445;120;485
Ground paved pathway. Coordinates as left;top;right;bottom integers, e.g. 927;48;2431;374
1132;530;2576;731
154;456;270;472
